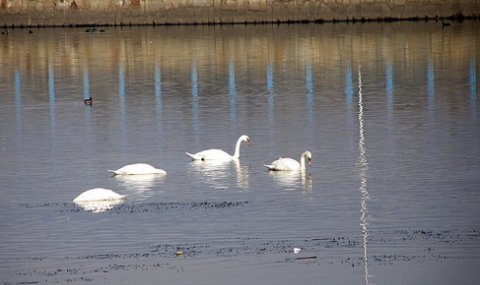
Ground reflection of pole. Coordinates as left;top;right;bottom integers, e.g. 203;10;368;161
267;62;274;150
83;60;90;101
118;53;126;154
49;58;56;157
357;65;371;284
83;61;92;145
470;56;477;123
306;60;313;143
15;68;22;140
386;62;393;121
155;63;162;154
191;61;198;130
228;60;237;136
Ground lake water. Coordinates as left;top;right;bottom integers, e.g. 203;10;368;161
1;21;479;285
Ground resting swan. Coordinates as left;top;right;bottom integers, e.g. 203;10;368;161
264;151;312;171
73;188;126;202
108;163;167;175
185;135;250;161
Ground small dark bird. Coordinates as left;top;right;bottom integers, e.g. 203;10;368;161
1;29;9;35
28;29;33;34
441;20;451;27
84;97;93;106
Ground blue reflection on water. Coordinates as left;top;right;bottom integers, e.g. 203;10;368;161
427;58;435;114
470;56;477;123
48;59;56;157
386;62;393;121
191;61;199;147
267;62;275;151
83;60;90;100
155;63;163;153
229;60;237;136
15;67;21;138
118;58;126;153
345;60;353;125
83;61;92;144
305;60;313;142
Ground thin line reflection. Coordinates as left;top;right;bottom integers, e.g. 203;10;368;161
49;59;56;157
118;56;126;154
155;63;163;154
15;67;22;140
191;61;199;147
357;65;373;284
305;60;314;142
229;60;237;136
267;62;275;151
470;56;477;123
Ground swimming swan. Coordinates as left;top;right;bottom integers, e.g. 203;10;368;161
73;188;126;202
108;163;167;175
264;151;312;171
185;135;250;161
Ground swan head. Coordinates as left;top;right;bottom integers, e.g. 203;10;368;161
303;151;312;166
240;135;250;146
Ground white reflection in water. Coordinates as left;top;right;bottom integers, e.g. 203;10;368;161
189;160;249;189
268;170;312;192
74;199;126;213
113;174;165;198
357;65;373;284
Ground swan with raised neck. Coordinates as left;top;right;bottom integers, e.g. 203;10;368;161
185;135;250;161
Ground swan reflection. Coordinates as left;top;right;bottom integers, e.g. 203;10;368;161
268;170;312;191
113;174;165;194
189;159;249;189
74;199;125;213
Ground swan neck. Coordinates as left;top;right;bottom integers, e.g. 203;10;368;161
233;137;243;159
300;154;306;170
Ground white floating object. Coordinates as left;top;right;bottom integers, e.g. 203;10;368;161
74;200;125;213
294;247;302;254
73;188;127;202
108;163;167;175
185;135;250;160
264;151;312;171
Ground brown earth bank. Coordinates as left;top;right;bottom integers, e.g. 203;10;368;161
0;0;479;27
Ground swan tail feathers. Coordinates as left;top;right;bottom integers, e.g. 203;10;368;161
108;170;121;175
185;151;203;160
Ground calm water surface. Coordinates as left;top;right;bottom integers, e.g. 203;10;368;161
0;21;479;284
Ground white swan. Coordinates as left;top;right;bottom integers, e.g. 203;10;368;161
185;135;250;161
73;188;127;202
108;163;167;175
264;151;312;171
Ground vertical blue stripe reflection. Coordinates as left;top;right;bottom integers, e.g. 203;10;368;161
48;59;56;157
267;62;275;148
229;60;237;136
305;60;313;142
155;63;163;152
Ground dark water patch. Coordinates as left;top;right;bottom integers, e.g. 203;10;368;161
17;201;251;213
